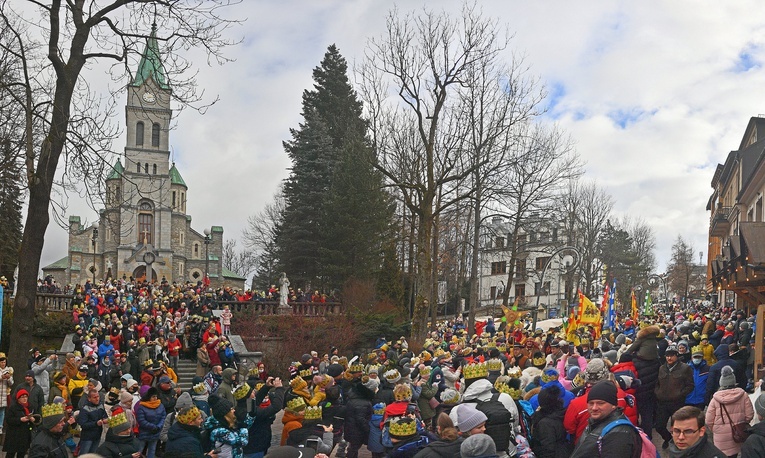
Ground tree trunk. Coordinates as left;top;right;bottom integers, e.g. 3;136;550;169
468;175;481;337
430;211;440;330
411;205;434;341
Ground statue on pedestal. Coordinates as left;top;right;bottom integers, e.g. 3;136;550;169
279;272;290;308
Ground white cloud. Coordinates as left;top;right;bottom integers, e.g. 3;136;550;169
36;0;765;279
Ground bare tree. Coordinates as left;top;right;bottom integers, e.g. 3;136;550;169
3;0;238;368
358;3;520;340
495;123;582;309
243;188;285;288
222;239;257;279
667;235;695;301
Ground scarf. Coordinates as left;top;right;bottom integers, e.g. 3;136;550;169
55;382;70;402
140;399;162;409
19;401;30;417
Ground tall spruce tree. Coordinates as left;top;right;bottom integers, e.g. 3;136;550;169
277;45;393;291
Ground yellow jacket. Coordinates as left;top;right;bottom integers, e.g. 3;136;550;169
701;342;717;366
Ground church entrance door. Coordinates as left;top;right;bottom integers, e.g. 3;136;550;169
132;266;158;282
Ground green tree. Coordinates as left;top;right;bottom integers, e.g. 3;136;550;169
0;140;23;282
278;45;393;291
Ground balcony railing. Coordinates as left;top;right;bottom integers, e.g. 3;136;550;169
710;206;732;237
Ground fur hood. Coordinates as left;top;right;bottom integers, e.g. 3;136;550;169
523;386;541;401
637;325;660;339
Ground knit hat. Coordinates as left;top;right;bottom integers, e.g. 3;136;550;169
719;365;736;389
566;366;581;381
584;358;611;384
362;376;379;393
440;388;462;405
126;379;138;390
454;404;488;433
119;391;133;404
587;380;617;406
326;364;344;378
16;389;29;400
41;403;65;430
209;394;234;422
176;391;193;410
108;409;131;434
755;393;765;418
177;405;202;425
460;433;497;458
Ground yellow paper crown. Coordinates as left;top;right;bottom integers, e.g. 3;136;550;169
373;404;386;415
193;382;207;394
496;345;506;353
42;403;64;418
507;387;522;400
691;345;704;356
384;369;400;382
393;384;412;401
389;418;417;437
463;362;488;380
248;367;259;377
286;396;306;412
532;356;546;366
506;367;522;379
304;405;322;421
299;369;312;379
487;359;502;371
433;348;446;358
255;382;265;392
108;411;128;429
177;406;201;425
349;363;364;373
233;384;251;401
419;366;431;378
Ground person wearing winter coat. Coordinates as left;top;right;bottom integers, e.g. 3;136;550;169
204;394;253;458
556;354;587;391
699;335;717;366
743;392;765;457
136;386;168;458
344;377;377;458
388;416;431;458
530;384;572;458
242;378;286;458
77;389;108;454
164;406;206;458
706;344;746;403
666;406;724;458
95;408;142;458
30;354;57;401
285;407;334;455
27;402;70;458
655;344;695;449
367;402;386;458
705;365;754;457
457;378;519;457
685;350;710;409
161;391;197;443
625;324;660;438
218;367;238;406
4;390;37;458
413;413;463;458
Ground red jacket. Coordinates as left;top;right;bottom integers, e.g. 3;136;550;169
610;361;639;395
563;384;638;442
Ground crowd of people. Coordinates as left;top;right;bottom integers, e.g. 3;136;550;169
5;276;765;458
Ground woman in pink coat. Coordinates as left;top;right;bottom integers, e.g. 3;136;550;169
705;365;754;457
556;354;587;390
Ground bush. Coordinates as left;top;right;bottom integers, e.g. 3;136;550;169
33;312;72;337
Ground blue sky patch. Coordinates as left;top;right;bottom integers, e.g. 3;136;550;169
607;107;656;129
732;49;759;72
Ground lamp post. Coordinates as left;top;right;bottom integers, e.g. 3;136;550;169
647;273;668;307
91;222;99;284
203;228;212;281
532;246;580;330
493;280;505;318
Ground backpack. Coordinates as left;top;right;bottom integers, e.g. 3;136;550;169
516;399;535;443
475;393;514;451
596;418;658;458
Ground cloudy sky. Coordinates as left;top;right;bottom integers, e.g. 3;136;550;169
38;1;765;275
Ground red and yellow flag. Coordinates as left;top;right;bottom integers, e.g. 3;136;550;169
631;289;638;322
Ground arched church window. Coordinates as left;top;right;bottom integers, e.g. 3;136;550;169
138;201;153;245
153;164;157;175
152;123;160;147
144;163;148;174
136;122;144;146
136;162;141;173
193;242;200;259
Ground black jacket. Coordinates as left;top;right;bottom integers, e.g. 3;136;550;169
570;409;639;458
633;357;660;395
165;422;205;458
742;421;765;458
28;428;68;458
243;386;286;455
94;431;142;458
531;408;573;458
344;382;375;444
667;433;724;458
706;357;746;403
412;437;463;458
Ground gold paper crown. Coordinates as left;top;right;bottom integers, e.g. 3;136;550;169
461;347;473;356
373;404;386;415
367;352;378;362
248;367;259;377
255;382;265;392
42;403;65;418
433;348;446;358
532;356;546;366
233;384;251;401
506;367;522;379
108;411;128;429
463;362;488;380
193;382;207;394
290;377;307;390
487;359;502;371
286;396;306;412
691;345;704;356
419;366;431;378
541;370;559;384
384;369;400;381
388;417;417;437
366;364;381;374
299;369;312;379
338;356;348;367
496;345;506;353
507;387;522;400
349;364;364;373
143;358;153;367
393;384;412;401
441;389;461;405
304;405;322;421
420;351;432;361
177;406;201;425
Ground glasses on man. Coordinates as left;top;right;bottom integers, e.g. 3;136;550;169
671;428;699;437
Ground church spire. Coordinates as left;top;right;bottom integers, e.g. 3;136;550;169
131;23;170;90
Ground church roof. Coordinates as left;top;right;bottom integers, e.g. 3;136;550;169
43;256;69;270
169;163;187;187
222;267;247;280
131;24;170;90
107;159;124;180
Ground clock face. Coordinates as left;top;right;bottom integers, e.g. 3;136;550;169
142;91;156;104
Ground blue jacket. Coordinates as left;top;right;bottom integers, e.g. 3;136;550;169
136;401;167;441
98;342;115;360
529;380;574;411
77;401;108;442
685;360;709;405
367;404;385;454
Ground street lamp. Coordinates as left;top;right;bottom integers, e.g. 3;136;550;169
493;280;505;318
532;246;580;330
91;222;99;284
647;273;668;308
203;228;212;281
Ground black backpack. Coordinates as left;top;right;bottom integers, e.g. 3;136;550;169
475;393;514;452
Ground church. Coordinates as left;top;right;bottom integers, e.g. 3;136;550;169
43;26;245;289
